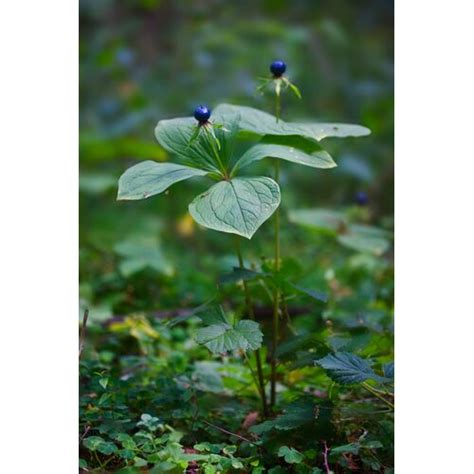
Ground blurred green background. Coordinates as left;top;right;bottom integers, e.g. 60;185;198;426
79;0;393;320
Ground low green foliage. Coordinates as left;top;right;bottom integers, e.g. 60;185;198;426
81;39;393;473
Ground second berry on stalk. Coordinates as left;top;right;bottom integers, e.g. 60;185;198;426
194;105;211;124
270;60;286;77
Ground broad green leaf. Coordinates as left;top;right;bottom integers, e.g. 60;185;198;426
290;282;328;303
197;305;231;326
114;239;173;277
289;208;391;256
213;103;370;141
154;113;240;173
273;400;318;430
192;361;224;393
189;176;280;239
195;319;263;354
316;352;389;384
117;161;207;200
288;208;346;234
251;399;319;434
278;446;304;464
83;436;118;455
330;443;360;455
80;172;116;195
219;267;266;284
275;333;320;358
234;136;336;172
337;224;391;256
83;436;104;451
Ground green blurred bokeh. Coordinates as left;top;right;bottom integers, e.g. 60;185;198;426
79;0;393;316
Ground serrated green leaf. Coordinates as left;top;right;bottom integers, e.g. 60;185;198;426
278;446;304;464
83;436;104;451
189;176;280;239
316;352;389;384
213;103;370;141
234;136;336;173
195;319;263;354
117;161;208;200
197;305;231;326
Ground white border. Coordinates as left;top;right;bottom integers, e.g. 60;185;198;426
396;0;474;471
1;0;474;472
1;0;78;472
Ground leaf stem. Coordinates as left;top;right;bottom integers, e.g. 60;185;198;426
235;237;268;417
204;126;228;179
361;382;395;409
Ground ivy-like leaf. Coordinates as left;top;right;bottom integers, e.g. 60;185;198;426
278;446;304;464
316;352;389;384
117;161;208;200
189;176;280;239
195;319;263;354
213;103;371;141
234;137;336;173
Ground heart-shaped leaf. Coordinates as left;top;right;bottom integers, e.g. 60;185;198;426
214;103;370;141
234;135;336;172
189;176;280;239
117;160;207;200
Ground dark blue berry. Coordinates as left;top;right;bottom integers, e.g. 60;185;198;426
354;191;369;206
270;60;286;77
194;105;211;123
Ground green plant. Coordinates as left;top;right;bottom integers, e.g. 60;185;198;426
117;98;370;416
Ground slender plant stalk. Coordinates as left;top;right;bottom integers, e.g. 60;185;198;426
270;91;282;407
361;382;395;409
235;237;268;417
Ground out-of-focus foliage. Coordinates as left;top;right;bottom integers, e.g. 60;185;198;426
80;0;393;472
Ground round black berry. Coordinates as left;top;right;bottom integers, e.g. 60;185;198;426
194;105;211;123
354;191;369;206
270;60;286;77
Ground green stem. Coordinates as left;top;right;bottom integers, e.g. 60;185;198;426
270;89;282;408
275;91;281;122
361;382;395;409
235;237;268;417
270;159;281;408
